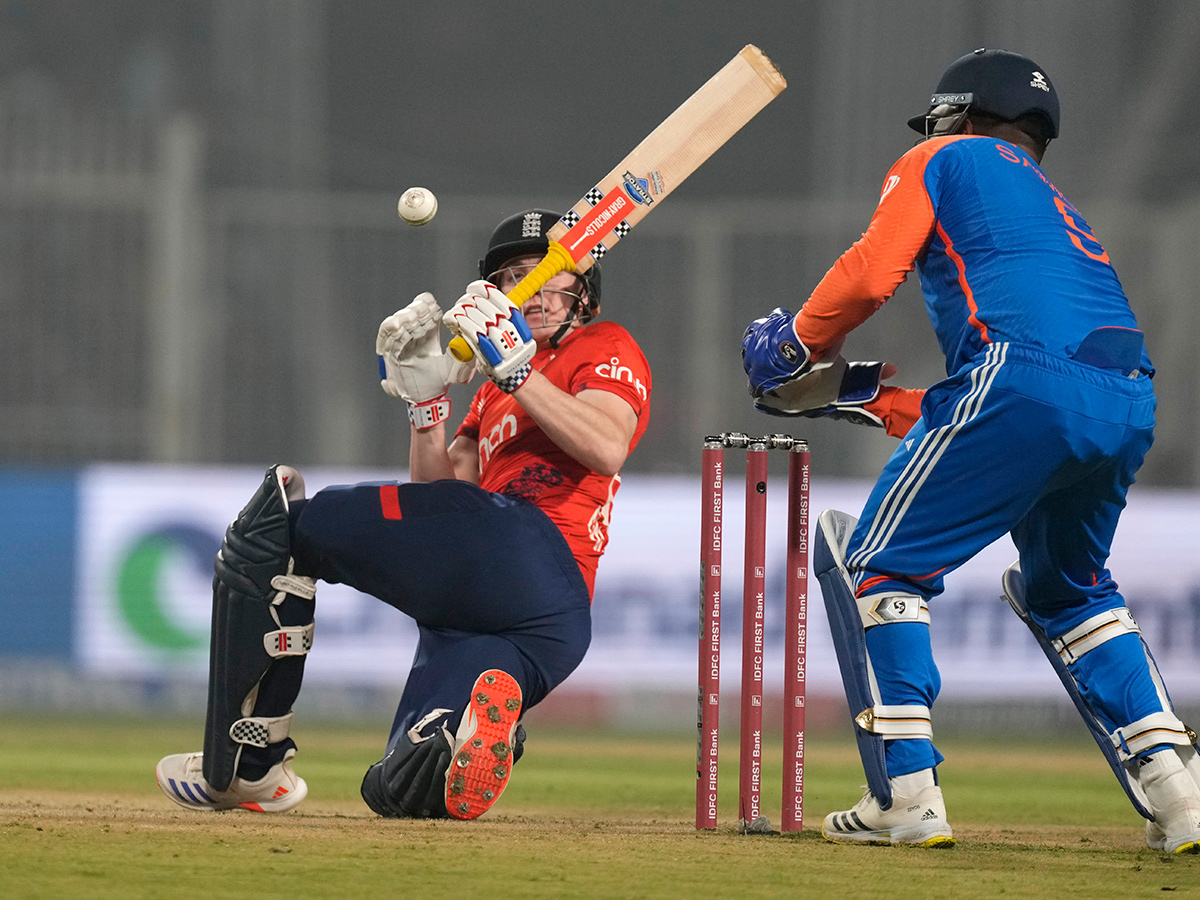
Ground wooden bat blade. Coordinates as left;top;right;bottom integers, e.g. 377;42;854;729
548;44;786;271
447;44;785;362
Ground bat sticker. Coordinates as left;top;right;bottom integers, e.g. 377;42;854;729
560;186;632;261
621;171;655;206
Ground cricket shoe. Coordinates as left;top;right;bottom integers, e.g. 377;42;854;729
444;669;523;820
156;747;307;813
1146;810;1200;854
822;785;956;847
1138;750;1200;854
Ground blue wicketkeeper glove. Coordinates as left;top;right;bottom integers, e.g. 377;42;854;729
741;308;814;398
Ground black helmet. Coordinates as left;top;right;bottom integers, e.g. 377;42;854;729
478;209;601;313
907;48;1060;143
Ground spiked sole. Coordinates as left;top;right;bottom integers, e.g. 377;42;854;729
445;669;523;820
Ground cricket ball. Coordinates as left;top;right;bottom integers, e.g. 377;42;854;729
398;187;438;226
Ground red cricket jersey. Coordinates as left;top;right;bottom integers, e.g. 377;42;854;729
455;321;652;597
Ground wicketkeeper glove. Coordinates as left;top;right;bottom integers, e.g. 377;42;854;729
443;280;537;393
753;355;891;429
376;292;475;430
742;307;821;397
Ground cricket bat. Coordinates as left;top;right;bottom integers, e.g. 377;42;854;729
448;43;786;361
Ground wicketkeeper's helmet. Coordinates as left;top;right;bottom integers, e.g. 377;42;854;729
907;48;1060;145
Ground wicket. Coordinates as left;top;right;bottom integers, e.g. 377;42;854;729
696;432;810;834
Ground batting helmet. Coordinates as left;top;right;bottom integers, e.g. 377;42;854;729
479;209;601;318
907;48;1060;143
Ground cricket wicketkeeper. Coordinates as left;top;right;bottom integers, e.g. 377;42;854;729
742;48;1200;853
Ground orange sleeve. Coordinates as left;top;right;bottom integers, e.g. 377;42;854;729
794;142;944;356
865;385;925;438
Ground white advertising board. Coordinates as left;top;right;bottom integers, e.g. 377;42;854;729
76;465;1200;701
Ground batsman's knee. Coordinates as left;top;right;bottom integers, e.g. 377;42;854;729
361;709;527;819
361;715;454;819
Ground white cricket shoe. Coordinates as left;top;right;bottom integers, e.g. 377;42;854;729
156;748;307;813
822;785;955;847
1138;751;1200;854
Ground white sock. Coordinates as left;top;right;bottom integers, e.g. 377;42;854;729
1138;750;1200;816
891;768;935;796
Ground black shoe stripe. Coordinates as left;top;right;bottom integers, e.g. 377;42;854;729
834;812;870;833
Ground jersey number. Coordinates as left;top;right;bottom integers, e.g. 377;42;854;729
1054;196;1110;265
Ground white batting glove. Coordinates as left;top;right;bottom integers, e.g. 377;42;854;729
443;280;537;393
376;292;474;428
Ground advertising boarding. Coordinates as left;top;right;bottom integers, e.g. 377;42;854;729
73;465;1200;702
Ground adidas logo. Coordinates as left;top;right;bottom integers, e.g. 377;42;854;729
920;808;939;821
272;786;290;799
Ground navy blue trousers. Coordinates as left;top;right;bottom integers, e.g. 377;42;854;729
288;479;592;742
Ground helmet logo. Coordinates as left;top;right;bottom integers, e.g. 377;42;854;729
1030;71;1050;92
521;213;543;238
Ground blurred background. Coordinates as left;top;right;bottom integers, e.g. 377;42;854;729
6;0;1200;479
3;1;1200;732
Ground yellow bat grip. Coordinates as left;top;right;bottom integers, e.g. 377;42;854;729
448;241;576;362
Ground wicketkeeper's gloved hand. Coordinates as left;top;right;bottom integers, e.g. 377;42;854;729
443;280;537;393
754;357;893;426
742;307;825;397
376;292;475;430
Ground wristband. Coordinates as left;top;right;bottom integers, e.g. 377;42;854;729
407;397;452;430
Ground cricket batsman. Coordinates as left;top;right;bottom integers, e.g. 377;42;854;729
742;48;1200;852
156;209;651;820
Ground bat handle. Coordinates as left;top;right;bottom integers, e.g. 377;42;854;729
448;241;575;362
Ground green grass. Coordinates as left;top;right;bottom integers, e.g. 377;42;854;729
0;714;1195;900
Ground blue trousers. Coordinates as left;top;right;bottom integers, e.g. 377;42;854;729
844;343;1160;775
288;479;592;741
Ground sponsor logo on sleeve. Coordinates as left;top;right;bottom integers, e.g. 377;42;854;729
595;356;648;401
880;175;901;203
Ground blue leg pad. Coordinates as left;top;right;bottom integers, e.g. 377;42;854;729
1002;561;1173;820
815;509;893;809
